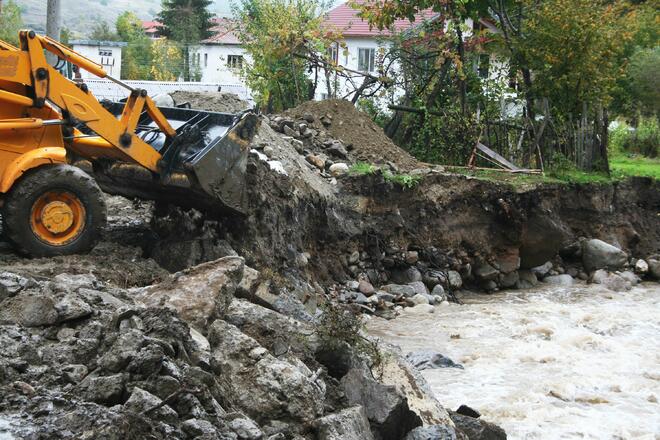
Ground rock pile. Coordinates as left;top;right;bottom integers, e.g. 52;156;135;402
1;255;498;439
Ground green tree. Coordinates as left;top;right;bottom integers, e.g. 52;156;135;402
233;0;336;111
115;11;153;80
0;0;24;46
150;38;183;80
157;0;213;81
89;21;119;41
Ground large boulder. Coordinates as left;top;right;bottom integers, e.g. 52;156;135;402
405;425;466;440
648;258;660;280
208;319;324;424
0;293;58;327
449;412;506;440
341;367;422;440
314;406;374;440
520;214;571;268
133;256;244;332
582;239;628;272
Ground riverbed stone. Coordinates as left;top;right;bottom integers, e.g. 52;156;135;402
382;284;416;297
409;294;430;306
648;258;660;279
313;406;374;440
329;163;349;177
408;281;429;296
391;267;423;284
634;259;649;274
449;411;506;440
500;271;519;289
530;261;552;278
474;263;498;281
582;239;628;272
406;351;463;370
405;425;462;440
447;271;462;289
590;270;632;291
358;280;375;296
543;274;574;286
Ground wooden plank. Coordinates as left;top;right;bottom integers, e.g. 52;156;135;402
475;141;521;171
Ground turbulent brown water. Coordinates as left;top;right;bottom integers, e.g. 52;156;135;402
366;283;660;440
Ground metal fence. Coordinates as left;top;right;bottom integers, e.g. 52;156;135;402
82;79;253;104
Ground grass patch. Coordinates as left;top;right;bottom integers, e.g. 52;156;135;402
383;171;422;188
609;154;660;179
349;162;378;175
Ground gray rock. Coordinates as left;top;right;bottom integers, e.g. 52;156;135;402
326;141;348;159
228;417;264;440
530;262;553;278
449;411;506;440
423;270;447;288
431;284;446;299
181;419;219;437
391;267;423;284
516;270;538;289
634;259;649;274
620;270;640;286
406;351;463;370
590;270;632;292
341;368;422;440
314;406;374;440
55;294;93;322
376;291;396;302
302;112;315;123
51;273;99;293
474;263;498;281
208;320;324;424
500;271;519;289
648;259;660;279
409;294;430;306
0;272;34;301
447;271;462;289
406;251;419;265
124;387;178;421
381;284;416;297
358;280;375;296
519;214;571;268
405;425;463;440
582;239;628;272
493;250;520;274
0;293;58;327
408;281;429;296
84;373;125;405
62;364;88;383
348;251;360;264
329;163;349;177
543;274;574;286
134;256;244;332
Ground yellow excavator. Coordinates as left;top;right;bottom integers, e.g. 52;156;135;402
0;30;259;257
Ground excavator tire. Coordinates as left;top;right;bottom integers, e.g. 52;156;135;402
2;164;107;257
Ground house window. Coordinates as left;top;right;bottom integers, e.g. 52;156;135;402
227;55;243;69
98;49;113;57
204;53;208;68
358;48;375;72
326;43;338;64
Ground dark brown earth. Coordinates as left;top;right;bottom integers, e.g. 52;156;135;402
284;99;420;171
170;91;251;114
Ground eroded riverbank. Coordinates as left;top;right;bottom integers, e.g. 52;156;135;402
366;283;660;439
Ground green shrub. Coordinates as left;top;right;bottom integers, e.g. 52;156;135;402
349;162;378;175
383;171;422;189
609;118;659;158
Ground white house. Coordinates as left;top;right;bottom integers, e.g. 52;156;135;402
195;18;248;86
69;40;126;79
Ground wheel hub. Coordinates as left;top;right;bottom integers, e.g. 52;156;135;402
39;200;75;234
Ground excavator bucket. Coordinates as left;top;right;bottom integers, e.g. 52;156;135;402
100;103;260;215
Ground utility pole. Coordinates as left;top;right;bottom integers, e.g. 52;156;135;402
46;0;62;65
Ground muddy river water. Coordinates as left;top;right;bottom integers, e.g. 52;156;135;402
366;283;660;440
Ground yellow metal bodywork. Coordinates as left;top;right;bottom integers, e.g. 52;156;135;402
0;30;178;196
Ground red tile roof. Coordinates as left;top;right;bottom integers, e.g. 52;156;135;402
323;1;437;37
142;20;162;33
202;17;241;45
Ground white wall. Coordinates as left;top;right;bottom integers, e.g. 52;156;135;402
70;44;123;79
196;44;249;85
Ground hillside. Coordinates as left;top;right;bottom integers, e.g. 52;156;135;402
13;0;232;37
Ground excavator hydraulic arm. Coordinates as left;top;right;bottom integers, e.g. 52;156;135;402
0;30;259;216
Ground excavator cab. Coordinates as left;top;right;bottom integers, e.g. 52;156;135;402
0;31;259;257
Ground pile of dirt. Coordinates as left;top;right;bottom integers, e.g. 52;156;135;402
284;99;420;170
170;91;252;113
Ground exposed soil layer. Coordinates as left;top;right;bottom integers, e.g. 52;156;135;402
284;99;420;170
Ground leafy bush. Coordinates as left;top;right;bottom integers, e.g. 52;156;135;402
349;162;378;175
383;171;421;189
609;118;659;158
